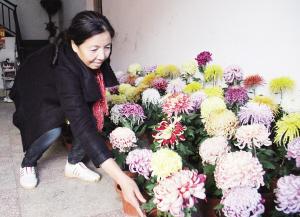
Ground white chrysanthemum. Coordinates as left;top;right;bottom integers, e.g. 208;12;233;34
281;94;300;114
181;60;197;76
115;71;127;79
166;78;186;94
135;76;144;86
142;88;161;108
191;91;207;110
110;104;124;125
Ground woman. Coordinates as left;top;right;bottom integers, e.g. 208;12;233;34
10;11;145;216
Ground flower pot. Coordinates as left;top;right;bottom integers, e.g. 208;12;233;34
147;208;158;217
261;192;276;217
115;171;138;195
199;197;222;217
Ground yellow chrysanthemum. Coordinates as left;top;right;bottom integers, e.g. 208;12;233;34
119;83;132;94
183;82;203;94
251;95;280;116
203;86;224;98
140;72;157;86
269;76;295;94
124;86;138;102
274;112;300;146
156;65;169;77
167;64;181;78
204;65;223;83
128;63;142;76
106;91;111;97
201;96;227;119
108;94;127;105
130;84;149;102
181;60;197;76
150;148;182;180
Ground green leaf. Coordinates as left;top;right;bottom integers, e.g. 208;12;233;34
203;164;216;175
261;160;276;169
213;203;224;210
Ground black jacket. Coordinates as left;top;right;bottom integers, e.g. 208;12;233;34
10;42;119;167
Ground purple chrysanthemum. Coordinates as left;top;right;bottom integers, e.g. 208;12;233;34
126;149;153;179
225;85;249;106
195;51;212;66
143;64;157;75
166;78;186;94
223;65;244;84
152;77;168;90
286;137;300;167
119;75;127;84
238;102;274;130
190;91;207;110
119;102;147;125
107;85;119;95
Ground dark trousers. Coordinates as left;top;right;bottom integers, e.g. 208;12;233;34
21;127;86;167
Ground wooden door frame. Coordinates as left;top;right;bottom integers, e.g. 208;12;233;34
93;0;102;14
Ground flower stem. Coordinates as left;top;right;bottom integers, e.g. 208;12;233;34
252;140;257;158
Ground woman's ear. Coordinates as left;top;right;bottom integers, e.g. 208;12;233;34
71;40;78;53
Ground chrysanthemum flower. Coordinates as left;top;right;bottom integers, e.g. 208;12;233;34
181;60;197;76
235;124;272;149
142;88;161;108
166;78;186;94
150;148;182;180
199;136;230;166
156;65;169;77
125;74;138;86
119;83;132;94
119;75;128;84
183;82;203;95
153;169;206;216
119;102;147;125
238;102;274;130
203;86;224;98
286;137;300;167
107;94;127;105
152;77;168;90
190;91;207;110
251;95;280;116
134;76;144;87
204;65;223;83
124;86;138;102
274;112;300;146
140;72;157;86
281;94;300;114
269;76;295;94
204;109;238;139
223;65;243;84
225;85;249;106
195;51;212;66
107;85;119;95
110;104;124;125
200;96;227;119
162;92;194;117
221;186;265;217
167;64;181;78
153;116;186;148
215;151;265;193
109;127;137;152
143;64;157;75
126;149;153;179
114;71;127;80
275;174;300;214
128;63;142;76
242;74;265;89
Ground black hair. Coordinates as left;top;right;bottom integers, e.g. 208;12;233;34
51;10;115;67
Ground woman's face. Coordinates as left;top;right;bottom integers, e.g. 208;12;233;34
71;31;112;70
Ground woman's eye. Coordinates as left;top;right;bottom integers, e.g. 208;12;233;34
105;46;111;49
91;49;97;52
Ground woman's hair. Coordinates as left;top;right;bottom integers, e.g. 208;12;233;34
52;10;115;67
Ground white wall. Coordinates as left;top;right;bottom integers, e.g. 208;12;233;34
103;0;300;98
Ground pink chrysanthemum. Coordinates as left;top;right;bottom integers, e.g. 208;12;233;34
190;91;207;110
152;77;168;90
238;102;274;130
119;102;147;125
195;51;212;66
143;64;157;75
275;174;300;214
199;136;230;166
126;149;153;179
235;124;272;150
109;127;137;152
153;169;206;217
162;92;194;117
225;85;249;106
215;151;265;193
107;85;119;95
286;137;300;167
221;186;265;217
166;78;186;94
223;65;244;84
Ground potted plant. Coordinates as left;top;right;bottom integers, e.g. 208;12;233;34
40;0;62;42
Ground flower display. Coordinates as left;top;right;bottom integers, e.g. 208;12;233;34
162;92;193;117
166;77;186;94
200;96;226;119
221;186;265;217
114;71;127;79
125;75;138;86
199;136;230;166
150;148;182;180
195;51;212;66
109;127;137;152
238;102;274;130
118;83;132;94
203;86;224;98
110;104;124;125
225;85;248;106
156;65;169;77
128;63;142;76
285;137;300;167
153;116;187;148
242;74;265;89
274;112;300;146
183;82;203;94
107;94;127;105
214;151;265;193
167;64;181;78
152;77;168;90
134;76;144;86
204;65;223;83
126;149;153;179
204;109;238;139
235;124;272;149
281;94;300;114
142;88;161;108
190;91;207;110
251;95;280;116
153;169;206;216
269;76;295;94
275;174;300;214
119;102;147;125
223;65;243;84
107;85;119;95
119;75;128;84
181;60;197;76
123;85;138;102
143;64;157;75
140;72;157;86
